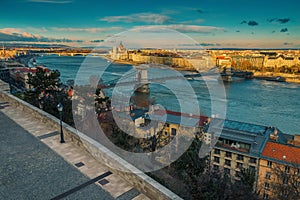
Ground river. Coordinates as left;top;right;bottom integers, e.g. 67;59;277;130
36;55;300;135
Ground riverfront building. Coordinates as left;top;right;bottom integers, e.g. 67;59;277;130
10;66;50;90
263;54;300;72
138;108;300;194
214;50;300;73
110;42;128;60
258;140;300;199
208;121;283;187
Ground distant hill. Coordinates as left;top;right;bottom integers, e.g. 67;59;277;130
2;43;70;48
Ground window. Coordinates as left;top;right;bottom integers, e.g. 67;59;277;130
237;154;244;161
285;166;290;173
225;159;231;166
164;131;168;136
165;123;169;127
236;162;243;169
266;172;271;180
283;177;288;184
214;149;220;155
264;182;270;190
171;128;177;136
249;157;257;164
225;151;232;158
267;161;272;168
214;156;220;163
239;143;251;151
249;166;256;173
263;193;269;199
213;165;219;171
224;168;230;175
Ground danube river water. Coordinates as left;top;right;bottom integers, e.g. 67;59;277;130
36;55;300;135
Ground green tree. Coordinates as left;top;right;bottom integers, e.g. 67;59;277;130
189;169;260;200
240;168;256;189
24;68;61;107
172;137;207;179
24;68;74;126
42;91;74;126
27;68;61;93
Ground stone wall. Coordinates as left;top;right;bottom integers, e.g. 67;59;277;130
0;86;182;200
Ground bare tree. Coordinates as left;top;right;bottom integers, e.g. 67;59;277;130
270;163;300;200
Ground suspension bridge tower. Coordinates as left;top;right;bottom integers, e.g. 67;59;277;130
134;64;150;94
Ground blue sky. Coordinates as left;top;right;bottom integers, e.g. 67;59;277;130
0;0;299;48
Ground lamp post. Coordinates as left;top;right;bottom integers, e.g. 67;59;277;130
57;102;65;143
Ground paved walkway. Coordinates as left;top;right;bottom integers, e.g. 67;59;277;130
0;101;149;200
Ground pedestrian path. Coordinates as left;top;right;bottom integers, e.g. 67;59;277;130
0;101;150;200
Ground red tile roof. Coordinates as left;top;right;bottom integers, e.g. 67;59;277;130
216;56;231;60
262;142;300;165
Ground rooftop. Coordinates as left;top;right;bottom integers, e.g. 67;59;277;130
211;119;280;157
223;119;269;135
145;109;208;127
262;142;300;165
216;55;231;60
146;109;289;158
10;65;50;74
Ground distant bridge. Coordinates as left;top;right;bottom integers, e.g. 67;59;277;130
100;65;253;92
38;52;104;57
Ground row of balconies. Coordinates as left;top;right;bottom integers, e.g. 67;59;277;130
212;156;256;170
212;148;257;164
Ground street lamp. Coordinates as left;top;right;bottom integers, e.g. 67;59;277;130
57;102;65;143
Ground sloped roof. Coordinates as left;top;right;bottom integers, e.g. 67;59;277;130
262;142;300;165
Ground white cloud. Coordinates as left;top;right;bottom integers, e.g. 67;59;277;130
0;28;83;43
100;13;172;24
0;28;37;39
133;25;224;33
181;19;205;24
0;28;24;35
52;27;124;33
21;32;36;38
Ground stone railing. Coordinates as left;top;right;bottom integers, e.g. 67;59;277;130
0;85;182;200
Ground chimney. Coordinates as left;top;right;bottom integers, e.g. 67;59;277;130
270;128;279;141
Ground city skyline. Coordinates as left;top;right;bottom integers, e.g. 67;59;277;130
1;0;299;48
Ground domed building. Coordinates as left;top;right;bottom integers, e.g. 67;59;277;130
110;41;128;60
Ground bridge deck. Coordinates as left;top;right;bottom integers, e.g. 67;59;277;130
103;70;252;88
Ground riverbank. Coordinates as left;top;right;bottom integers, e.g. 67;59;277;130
101;54;198;72
101;54;144;65
253;72;300;84
34;55;300;134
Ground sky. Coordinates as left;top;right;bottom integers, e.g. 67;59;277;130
0;0;299;48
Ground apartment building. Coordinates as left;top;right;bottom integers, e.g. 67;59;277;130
208;120;281;187
258;141;300;199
